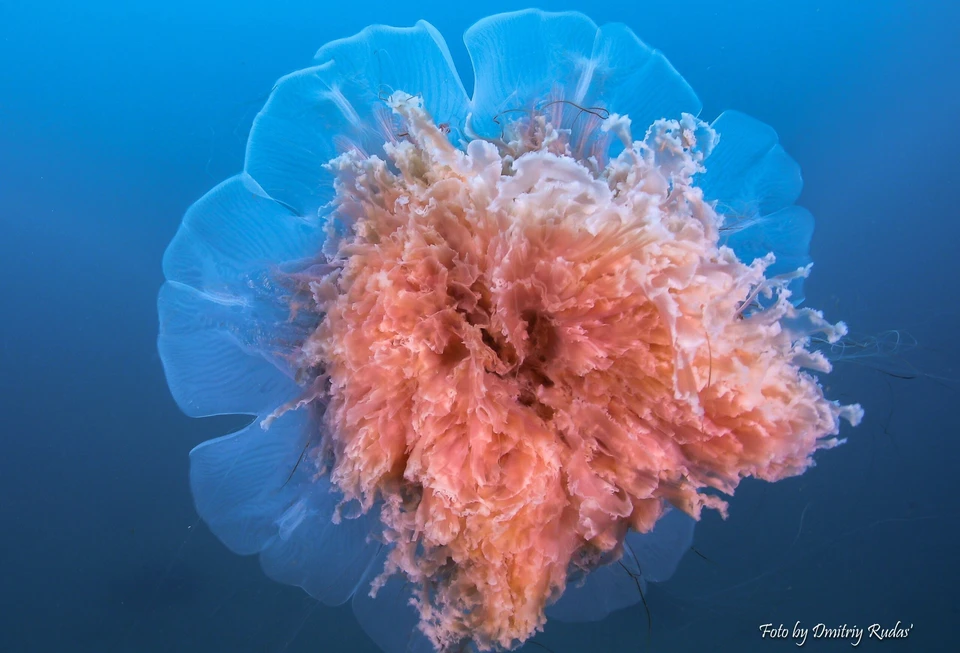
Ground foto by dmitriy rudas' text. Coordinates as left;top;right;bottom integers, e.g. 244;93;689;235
758;621;913;646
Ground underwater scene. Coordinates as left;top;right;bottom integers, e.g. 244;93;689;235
2;1;958;651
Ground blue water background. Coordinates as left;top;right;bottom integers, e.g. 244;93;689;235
1;0;958;651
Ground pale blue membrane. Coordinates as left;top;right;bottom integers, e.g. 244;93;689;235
464;9;700;148
159;171;379;606
159;172;321;418
351;547;437;653
189;409;381;605
699;110;814;303
547;508;695;623
244;21;470;220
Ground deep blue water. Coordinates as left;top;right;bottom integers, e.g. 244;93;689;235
2;1;958;651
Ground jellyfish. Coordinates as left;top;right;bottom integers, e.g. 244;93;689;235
158;9;862;653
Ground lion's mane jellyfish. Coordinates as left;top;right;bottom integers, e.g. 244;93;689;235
158;9;862;652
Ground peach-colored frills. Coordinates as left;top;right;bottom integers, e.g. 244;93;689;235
286;93;862;651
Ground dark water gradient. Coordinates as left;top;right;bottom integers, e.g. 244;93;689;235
1;1;957;651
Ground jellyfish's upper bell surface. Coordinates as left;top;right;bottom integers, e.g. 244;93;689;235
158;9;861;653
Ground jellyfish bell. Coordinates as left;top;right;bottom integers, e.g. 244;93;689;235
158;9;861;653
